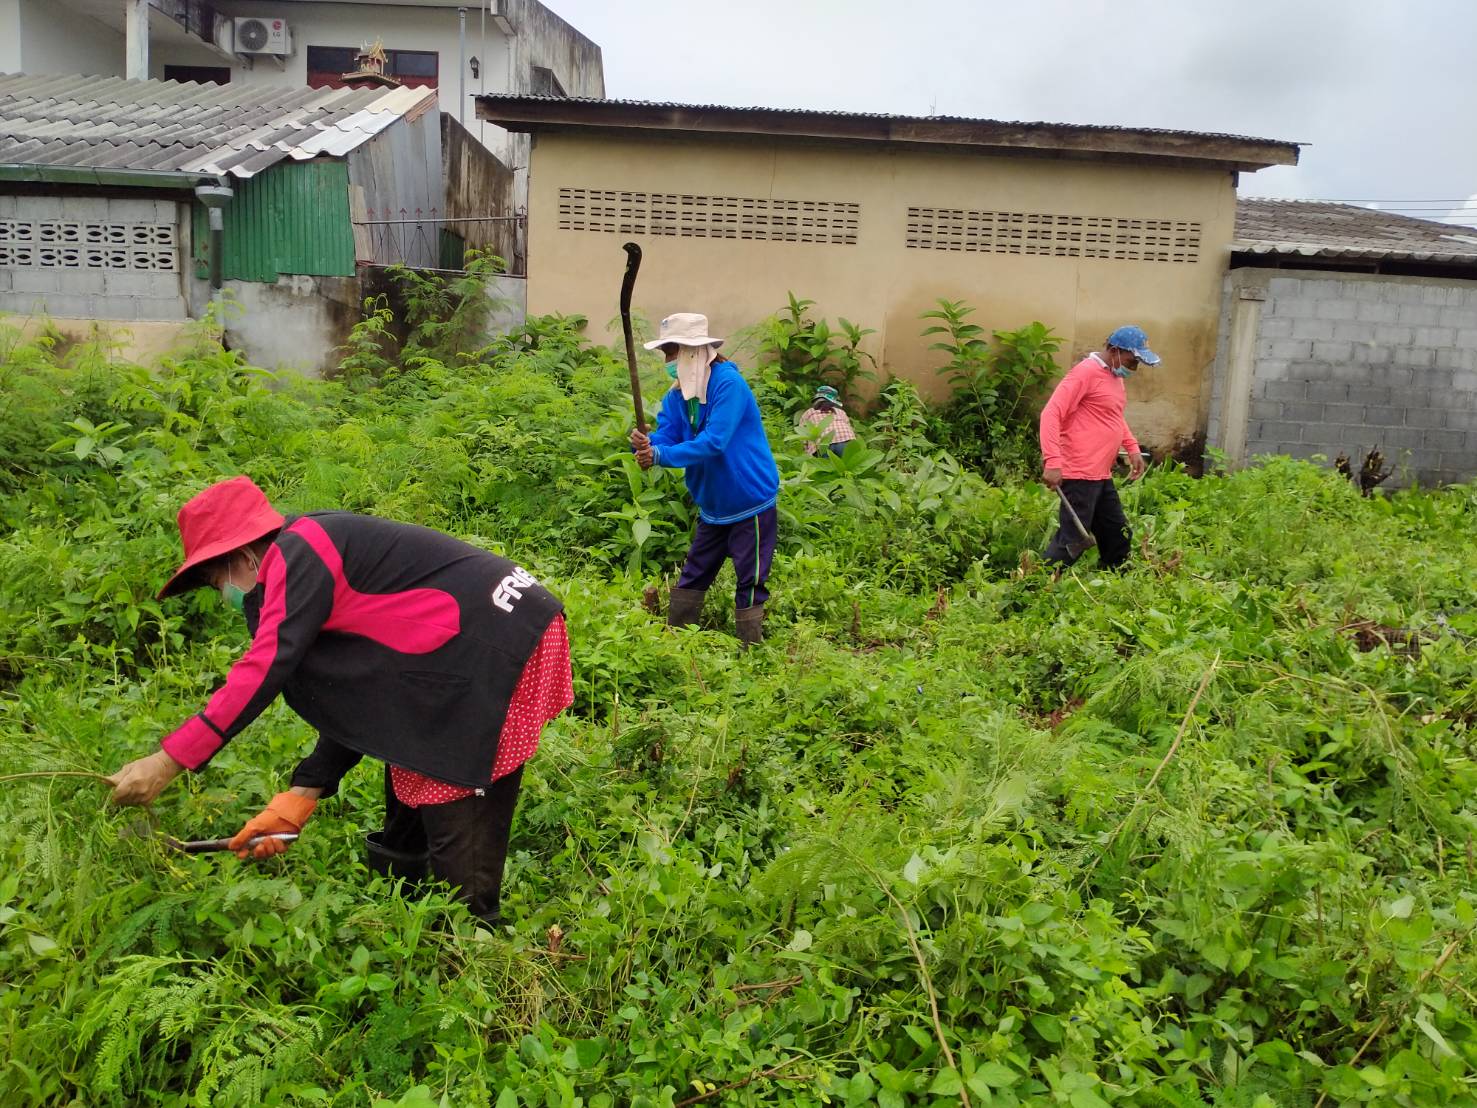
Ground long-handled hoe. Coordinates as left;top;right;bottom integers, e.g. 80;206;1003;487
1055;487;1096;560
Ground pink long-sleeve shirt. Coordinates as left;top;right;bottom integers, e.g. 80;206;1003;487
1038;354;1141;480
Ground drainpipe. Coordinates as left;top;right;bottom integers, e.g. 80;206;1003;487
458;7;467;124
194;182;234;314
479;2;486;145
125;0;150;80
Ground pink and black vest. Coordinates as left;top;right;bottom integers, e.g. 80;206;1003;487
160;512;563;788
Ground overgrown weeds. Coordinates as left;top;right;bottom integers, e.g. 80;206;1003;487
1;313;1475;1106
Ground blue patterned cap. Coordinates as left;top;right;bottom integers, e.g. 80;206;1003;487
814;385;843;405
1106;325;1161;366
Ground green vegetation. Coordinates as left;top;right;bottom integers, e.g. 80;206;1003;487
739;292;878;412
921;302;1061;480
1;310;1476;1106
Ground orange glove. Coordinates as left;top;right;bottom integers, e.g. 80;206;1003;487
229;791;316;860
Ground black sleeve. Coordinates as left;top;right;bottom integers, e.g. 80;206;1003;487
290;734;365;799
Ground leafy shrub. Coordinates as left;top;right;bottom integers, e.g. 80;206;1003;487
742;292;878;411
923;300;1060;480
336;249;508;384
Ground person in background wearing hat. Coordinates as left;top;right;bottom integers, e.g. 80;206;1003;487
629;313;780;647
797;385;857;457
1038;325;1157;570
103;476;572;925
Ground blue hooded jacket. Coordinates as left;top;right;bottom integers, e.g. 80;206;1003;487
649;358;779;525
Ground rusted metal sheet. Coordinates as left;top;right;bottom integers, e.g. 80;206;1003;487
347;110;443;268
440;115;519;269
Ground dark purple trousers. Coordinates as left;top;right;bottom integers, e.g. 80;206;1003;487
675;506;778;609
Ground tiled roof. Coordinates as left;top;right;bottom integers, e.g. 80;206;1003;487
475;94;1300;170
1236;199;1477;264
0;73;436;179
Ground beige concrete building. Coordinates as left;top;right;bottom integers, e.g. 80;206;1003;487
478;96;1298;454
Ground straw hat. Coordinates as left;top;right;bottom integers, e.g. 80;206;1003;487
643;312;724;351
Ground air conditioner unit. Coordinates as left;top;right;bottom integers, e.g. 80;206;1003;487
233;17;292;56
488;1;515;34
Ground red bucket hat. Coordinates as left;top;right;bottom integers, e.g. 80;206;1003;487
158;476;285;599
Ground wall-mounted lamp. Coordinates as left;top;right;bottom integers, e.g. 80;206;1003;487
469;55;480;78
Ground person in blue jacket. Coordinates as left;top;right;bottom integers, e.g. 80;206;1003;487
630;312;780;646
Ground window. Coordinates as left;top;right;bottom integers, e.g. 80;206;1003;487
393;51;439;79
306;46;357;77
530;65;566;97
306;46;439;89
164;65;230;85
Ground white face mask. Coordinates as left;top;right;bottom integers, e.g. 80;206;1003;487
220;553;258;613
672;345;714;404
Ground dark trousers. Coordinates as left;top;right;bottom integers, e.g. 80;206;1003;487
1044;479;1132;569
381;764;523;923
676;505;778;610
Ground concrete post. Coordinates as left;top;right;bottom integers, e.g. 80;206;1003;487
125;0;150;80
1222;285;1266;466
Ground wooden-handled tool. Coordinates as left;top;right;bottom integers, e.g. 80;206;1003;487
166;833;299;853
1056;487;1097;559
122;817;299;854
619;241;646;434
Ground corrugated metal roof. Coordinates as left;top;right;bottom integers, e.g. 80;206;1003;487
474;94;1301;169
480;93;1284;142
1236;199;1477;265
0;73;437;180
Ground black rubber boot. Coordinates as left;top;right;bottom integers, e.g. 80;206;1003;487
735;604;765;648
365;830;429;887
667;587;706;628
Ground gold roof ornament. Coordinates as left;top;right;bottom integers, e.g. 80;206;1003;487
343;39;399;88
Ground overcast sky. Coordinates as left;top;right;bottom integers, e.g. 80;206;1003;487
549;0;1477;226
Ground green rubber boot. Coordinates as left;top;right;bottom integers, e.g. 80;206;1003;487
735;604;765;648
667;587;706;628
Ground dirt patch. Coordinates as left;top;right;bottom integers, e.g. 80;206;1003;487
1026;696;1085;730
1340;619;1422;658
1167;431;1207;477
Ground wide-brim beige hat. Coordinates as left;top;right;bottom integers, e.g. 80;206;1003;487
643;312;724;351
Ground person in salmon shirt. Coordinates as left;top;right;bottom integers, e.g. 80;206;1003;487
1039;325;1156;569
104;476;572;925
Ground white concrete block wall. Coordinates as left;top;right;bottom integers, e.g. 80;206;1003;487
1212;269;1477;485
0;194;187;322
